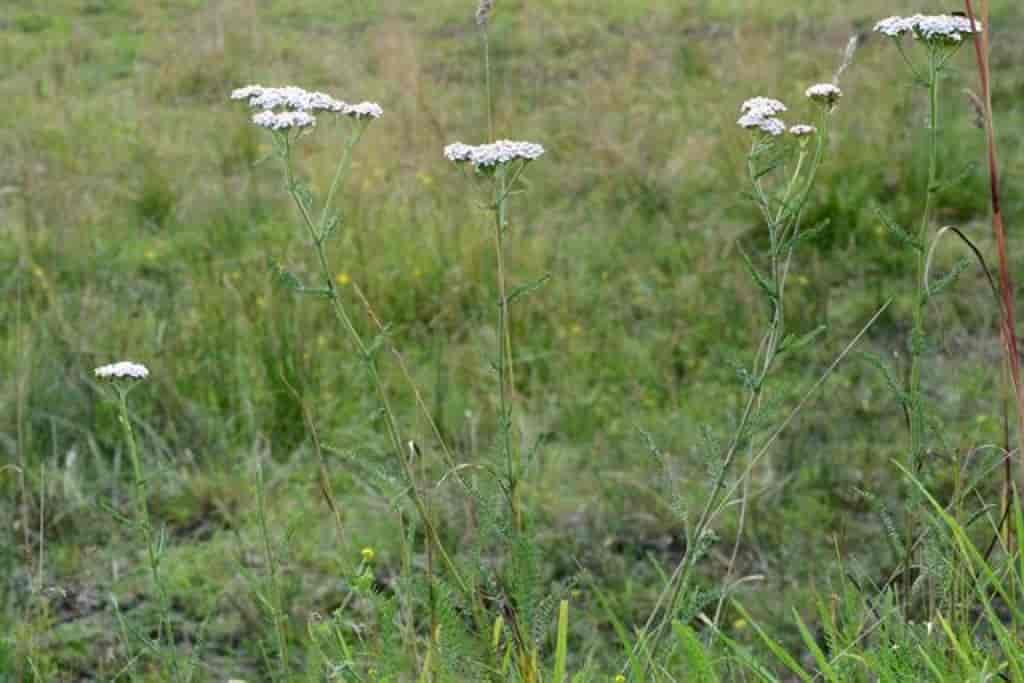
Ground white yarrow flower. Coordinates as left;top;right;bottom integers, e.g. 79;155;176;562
740;97;788;116
252;110;316;130
738;112;786;137
342;101;384;120
874;14;982;43
305;91;347;112
874;16;913;37
231;85;348;113
94;361;150;382
805;83;842;106
443;140;545;168
789;124;817;137
915;14;982;42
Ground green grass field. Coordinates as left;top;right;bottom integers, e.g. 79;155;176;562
4;0;1024;679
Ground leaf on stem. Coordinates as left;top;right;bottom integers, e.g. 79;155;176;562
873;205;923;252
737;244;777;304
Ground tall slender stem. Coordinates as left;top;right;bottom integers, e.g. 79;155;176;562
905;50;940;612
119;389;179;680
493;166;520;531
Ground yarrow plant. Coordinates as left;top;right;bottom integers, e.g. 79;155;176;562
630;73;851;670
94;361;184;678
230;83;484;678
442;134;544;537
873;11;985;612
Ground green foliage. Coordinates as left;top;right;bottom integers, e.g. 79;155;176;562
5;0;1024;681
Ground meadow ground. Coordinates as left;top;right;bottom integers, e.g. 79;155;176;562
3;0;1024;679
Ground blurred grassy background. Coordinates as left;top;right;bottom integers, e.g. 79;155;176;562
3;0;1024;678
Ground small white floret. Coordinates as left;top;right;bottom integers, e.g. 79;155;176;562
343;102;384;119
444;142;475;163
874;16;913;37
738;112;786;137
306;91;347;112
789;124;817;137
805;83;842;106
94;361;150;382
252;110;317;130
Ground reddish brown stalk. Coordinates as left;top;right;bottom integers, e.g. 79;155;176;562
964;0;1024;504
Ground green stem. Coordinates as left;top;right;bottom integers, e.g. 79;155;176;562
319;127;364;233
906;48;940;614
119;389;179;680
492;166;520;532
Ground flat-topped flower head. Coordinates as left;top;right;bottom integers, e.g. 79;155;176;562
789;124;817;137
740;97;787;117
805;83;842;108
230;85;346;113
252;110;316;131
444;139;545;169
738;111;786;137
874;14;982;44
343;101;384;120
95;361;150;382
914;14;982;43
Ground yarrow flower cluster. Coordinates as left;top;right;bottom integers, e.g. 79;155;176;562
738;97;788;137
342;101;383;120
444;140;545;169
789;124;817;137
873;14;982;43
230;84;383;128
805;83;842;107
741;97;787;117
252;110;316;131
94;361;150;382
